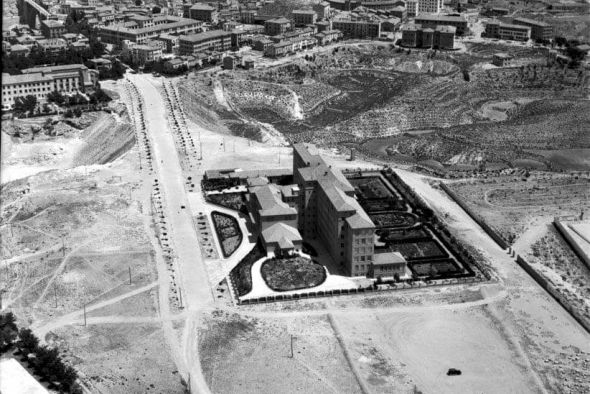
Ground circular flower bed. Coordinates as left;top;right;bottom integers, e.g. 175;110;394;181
261;256;327;292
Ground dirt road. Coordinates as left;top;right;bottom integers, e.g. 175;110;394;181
127;74;214;394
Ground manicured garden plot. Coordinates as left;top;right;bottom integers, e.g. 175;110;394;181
261;256;326;292
230;241;266;297
369;212;417;228
360;198;407;213
409;259;463;279
349;177;394;200
202;178;241;192
388;240;447;260
206;192;247;212
211;211;242;258
377;227;429;242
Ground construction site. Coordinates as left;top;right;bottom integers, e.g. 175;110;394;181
2;40;589;394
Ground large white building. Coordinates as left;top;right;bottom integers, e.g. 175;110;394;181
1;65;98;110
418;0;443;14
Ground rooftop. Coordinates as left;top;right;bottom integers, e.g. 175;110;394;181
261;223;302;248
415;14;467;23
251;184;297;217
373;251;406;265
2;72;53;85
179;30;231;42
513;17;550;27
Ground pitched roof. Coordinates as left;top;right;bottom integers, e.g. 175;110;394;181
373;251;406;265
262;223;302;247
251;184;297;217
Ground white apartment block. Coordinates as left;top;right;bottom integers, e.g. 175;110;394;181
418;0;443;14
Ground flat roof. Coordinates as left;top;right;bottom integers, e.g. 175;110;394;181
373;251;406;265
513;17;550;27
2;72;53;84
180;30;231;42
415;14;467;23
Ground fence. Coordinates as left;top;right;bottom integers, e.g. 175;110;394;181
235;276;486;305
514;255;590;334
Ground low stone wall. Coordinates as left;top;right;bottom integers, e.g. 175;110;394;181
554;219;590;270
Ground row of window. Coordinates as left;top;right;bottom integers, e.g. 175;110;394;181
353;255;372;262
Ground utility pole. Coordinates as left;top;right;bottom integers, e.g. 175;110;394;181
83;304;87;326
61;236;65;256
179;288;183;308
54;285;58;308
289;334;294;358
128;267;132;285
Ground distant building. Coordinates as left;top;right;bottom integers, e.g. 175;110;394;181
178;30;237;55
40;19;67;39
405;0;418;16
98;16;201;47
2;64;98;110
512;17;553;41
492;52;513;67
390;6;407;21
332;17;381;39
368;251;408;279
240;10;257;24
418;0;443;14
292;10;318;26
264;36;317;57
313;1;331;19
414;14;467;35
482;7;509;16
484;20;530;41
36;38;68;54
315;29;343;45
265;17;291;36
401;23;455;49
189;4;219;23
124;42;163;65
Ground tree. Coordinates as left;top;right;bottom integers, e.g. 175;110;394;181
14;95;37;115
73;108;83;117
0;312;18;352
47;90;65;105
135;0;142;5
152;5;161;13
17;328;39;355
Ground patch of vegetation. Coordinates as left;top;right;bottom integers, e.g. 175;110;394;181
261;256;326;292
211;211;242;257
230;240;266;296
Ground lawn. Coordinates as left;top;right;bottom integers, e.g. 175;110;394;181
261;256;327;292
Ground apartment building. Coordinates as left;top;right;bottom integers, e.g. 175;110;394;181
2;65;98;110
123;41;163;65
414;14;467;35
292;10;318;26
406;0;418;16
313;1;331;19
265;17;291;36
315;29;343;45
512;17;553;41
484;20;530;41
40;19;67;39
178;30;236;55
401;23;455;49
264;36;316;57
293;143;375;276
98;16;201;47
189;4;219;23
331;18;381;38
417;0;443;13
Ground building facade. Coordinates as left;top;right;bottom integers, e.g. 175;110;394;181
484;20;530;41
178;30;235;55
292;10;317;26
293;143;375;276
98;16;201;47
414;15;467;35
2;65;98;110
512;17;553;41
417;0;443;14
265;17;291;36
331;19;381;38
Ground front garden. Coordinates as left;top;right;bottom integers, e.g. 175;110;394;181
211;211;242;257
229;241;266;297
261;256;326;292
